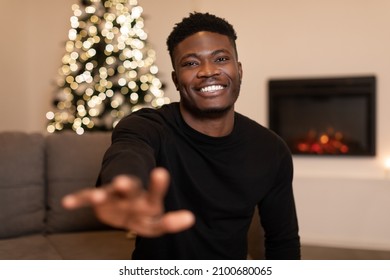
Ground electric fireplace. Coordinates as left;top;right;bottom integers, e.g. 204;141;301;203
268;76;376;156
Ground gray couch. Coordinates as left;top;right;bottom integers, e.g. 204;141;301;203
0;131;263;260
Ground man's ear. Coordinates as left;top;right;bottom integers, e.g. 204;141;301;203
238;61;243;84
171;71;179;90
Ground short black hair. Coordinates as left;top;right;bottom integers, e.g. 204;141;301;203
166;12;238;64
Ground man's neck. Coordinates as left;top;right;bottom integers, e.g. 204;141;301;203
179;104;235;137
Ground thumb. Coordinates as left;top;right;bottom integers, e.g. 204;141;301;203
160;210;196;234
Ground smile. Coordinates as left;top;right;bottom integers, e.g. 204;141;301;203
199;85;225;93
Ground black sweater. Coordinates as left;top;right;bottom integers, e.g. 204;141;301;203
98;102;300;259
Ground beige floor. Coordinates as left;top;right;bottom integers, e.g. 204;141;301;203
301;245;390;260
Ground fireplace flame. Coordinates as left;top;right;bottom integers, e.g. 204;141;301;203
296;128;349;154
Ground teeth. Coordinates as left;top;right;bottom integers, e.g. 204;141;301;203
200;85;224;92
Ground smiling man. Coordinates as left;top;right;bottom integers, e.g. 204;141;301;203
171;30;242;137
63;12;300;260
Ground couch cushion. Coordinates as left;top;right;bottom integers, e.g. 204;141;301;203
47;230;135;259
0;235;62;260
46;131;111;233
0;132;45;239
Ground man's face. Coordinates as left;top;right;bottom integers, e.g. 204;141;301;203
171;31;243;118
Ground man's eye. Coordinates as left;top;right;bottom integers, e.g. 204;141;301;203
216;57;229;62
182;61;198;67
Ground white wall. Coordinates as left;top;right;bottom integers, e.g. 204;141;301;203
1;0;390;250
294;177;390;250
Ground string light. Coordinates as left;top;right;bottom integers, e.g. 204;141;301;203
47;0;169;134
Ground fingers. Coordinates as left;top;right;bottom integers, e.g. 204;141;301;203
62;188;106;209
111;175;143;199
146;168;170;205
131;210;196;238
62;168;167;211
62;175;142;210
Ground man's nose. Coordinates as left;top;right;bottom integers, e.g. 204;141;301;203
197;62;220;78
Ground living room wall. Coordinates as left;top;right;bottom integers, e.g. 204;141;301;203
1;0;389;251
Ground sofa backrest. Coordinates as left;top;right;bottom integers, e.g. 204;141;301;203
45;131;111;233
0;131;113;239
0;132;46;239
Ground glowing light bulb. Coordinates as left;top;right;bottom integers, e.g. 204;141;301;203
385;157;390;179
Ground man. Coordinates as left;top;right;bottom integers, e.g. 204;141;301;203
63;12;300;260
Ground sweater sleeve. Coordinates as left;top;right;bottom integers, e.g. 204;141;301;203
96;112;160;187
258;140;301;260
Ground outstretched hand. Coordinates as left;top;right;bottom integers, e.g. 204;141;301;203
62;168;195;237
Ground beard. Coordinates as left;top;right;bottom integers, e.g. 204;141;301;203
180;97;236;120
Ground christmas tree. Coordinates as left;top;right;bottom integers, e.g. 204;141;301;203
47;0;169;135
